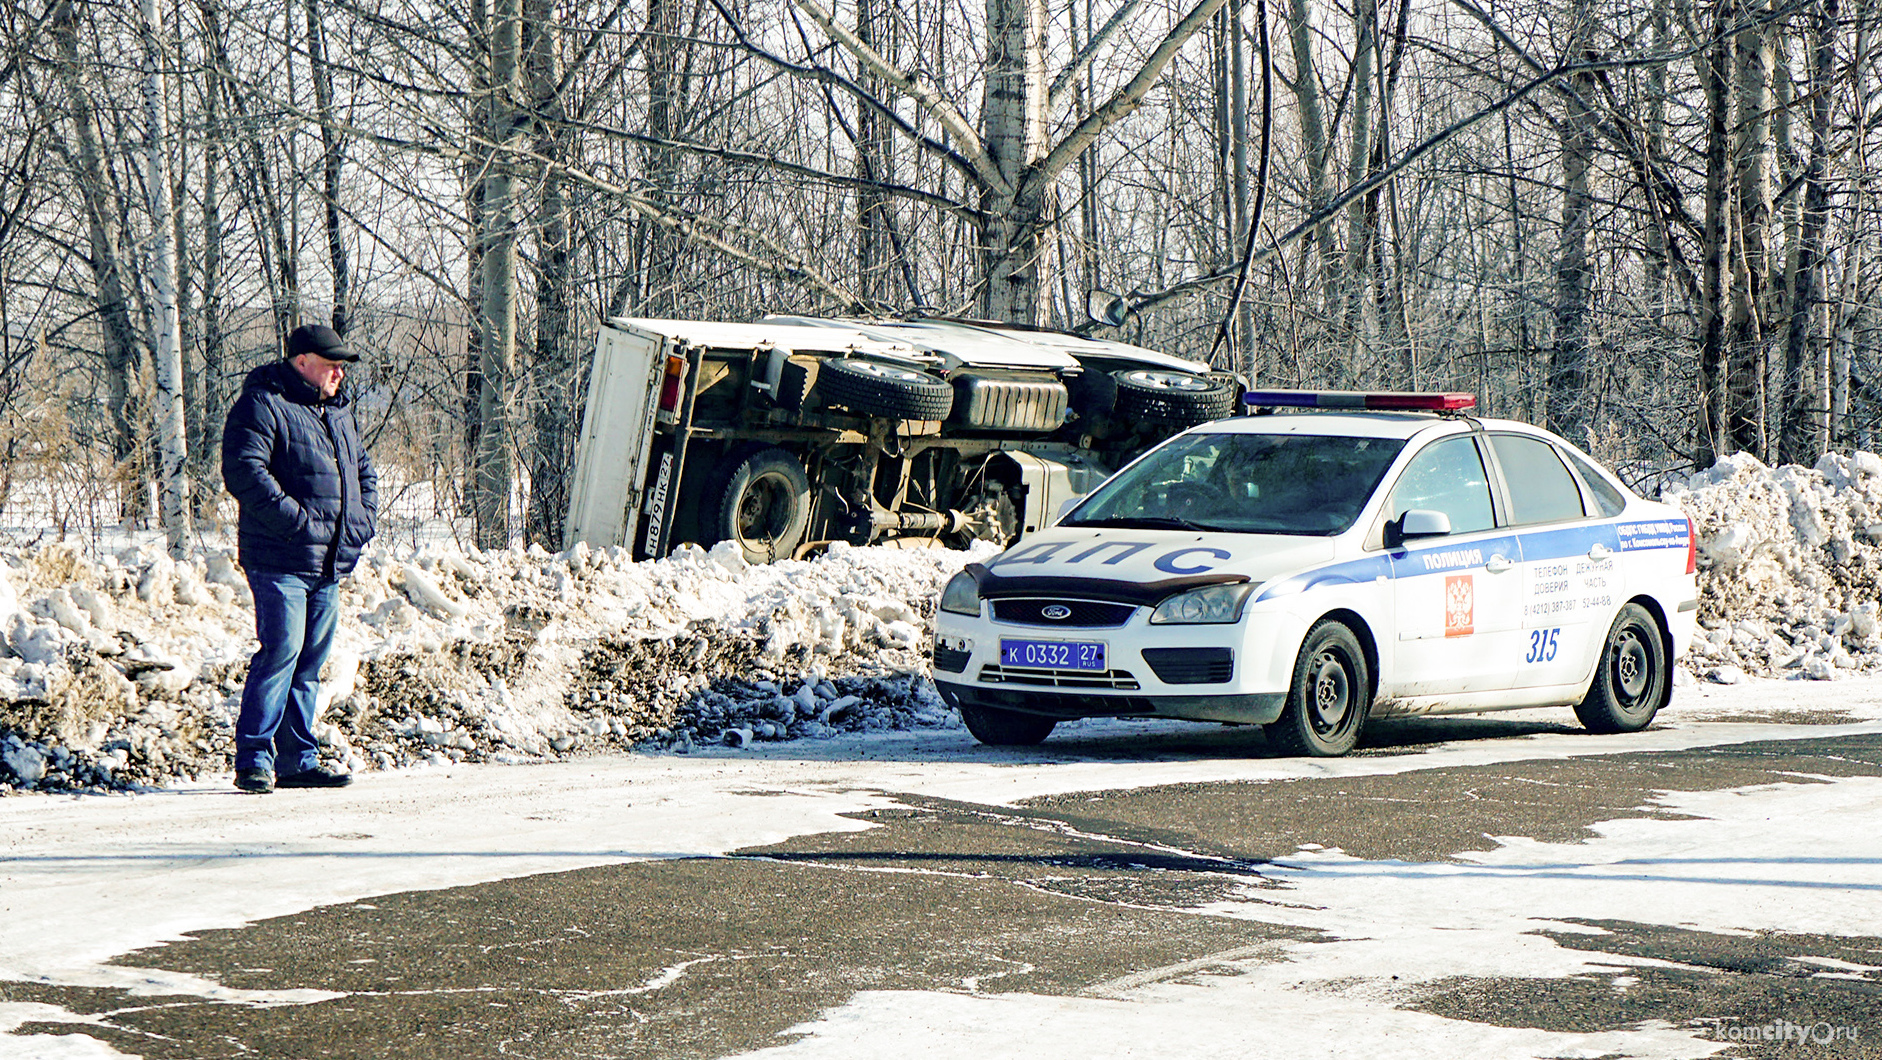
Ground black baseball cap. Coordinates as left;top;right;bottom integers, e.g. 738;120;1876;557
286;324;359;363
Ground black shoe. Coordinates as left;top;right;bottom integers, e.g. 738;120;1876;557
275;766;353;789
235;768;274;794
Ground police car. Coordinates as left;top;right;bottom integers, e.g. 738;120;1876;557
930;390;1698;756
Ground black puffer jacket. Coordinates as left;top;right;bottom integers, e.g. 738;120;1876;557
222;361;378;577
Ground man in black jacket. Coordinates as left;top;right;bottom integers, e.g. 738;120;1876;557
222;323;378;793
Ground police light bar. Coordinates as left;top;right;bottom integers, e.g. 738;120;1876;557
1243;389;1477;411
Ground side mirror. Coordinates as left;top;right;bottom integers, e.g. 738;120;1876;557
1085;290;1129;328
1385;508;1452;548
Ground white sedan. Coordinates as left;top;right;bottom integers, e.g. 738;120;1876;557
930;390;1698;756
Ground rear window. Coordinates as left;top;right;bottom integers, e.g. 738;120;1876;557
1065;432;1405;536
1490;434;1586;525
1561;447;1629;517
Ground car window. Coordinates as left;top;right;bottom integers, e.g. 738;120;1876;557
1063;432;1405;536
1385;435;1495;534
1490;433;1586;525
1560;447;1629;517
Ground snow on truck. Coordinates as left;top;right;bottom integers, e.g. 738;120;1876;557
563;316;1241;563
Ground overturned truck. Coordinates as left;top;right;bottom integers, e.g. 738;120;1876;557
564;316;1239;563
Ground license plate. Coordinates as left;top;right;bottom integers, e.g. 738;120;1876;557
999;639;1107;671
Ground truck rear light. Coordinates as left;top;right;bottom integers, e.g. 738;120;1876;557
658;354;687;412
1243;389;1476;411
1686;520;1697;574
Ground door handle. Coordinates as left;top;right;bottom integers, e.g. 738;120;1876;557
1588;543;1612;560
1485;555;1514;574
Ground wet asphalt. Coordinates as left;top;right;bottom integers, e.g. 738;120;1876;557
6;720;1882;1059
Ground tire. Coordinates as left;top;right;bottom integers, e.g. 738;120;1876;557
958;702;1057;746
712;446;811;564
816;358;954;420
1112;369;1237;427
1265;620;1370;757
1574;603;1668;734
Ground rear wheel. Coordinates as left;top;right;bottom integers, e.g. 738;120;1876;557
1574;603;1668;733
958;703;1057;746
1266;620;1370;757
712;446;811;563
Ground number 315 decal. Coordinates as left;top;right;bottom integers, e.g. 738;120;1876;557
1526;627;1561;663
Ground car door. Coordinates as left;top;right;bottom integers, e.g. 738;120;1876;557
1486;433;1623;692
1384;434;1525;696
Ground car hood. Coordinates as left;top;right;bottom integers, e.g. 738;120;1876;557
975;525;1339;592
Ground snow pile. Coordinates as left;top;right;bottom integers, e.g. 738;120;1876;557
0;536;985;792
1666;450;1882;683
7;446;1882;792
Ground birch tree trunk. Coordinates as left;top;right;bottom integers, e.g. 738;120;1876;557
191;0;229;518
472;0;522;550
1340;0;1377;362
524;0;573;548
1548;50;1596;444
304;0;350;333
139;0;190;555
48;1;146;514
1285;0;1331;299
1727;0;1774;458
979;0;1049;321
1695;0;1735;467
1779;0;1836;464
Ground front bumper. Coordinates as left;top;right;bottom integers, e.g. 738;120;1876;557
932;679;1285;725
930;606;1300;726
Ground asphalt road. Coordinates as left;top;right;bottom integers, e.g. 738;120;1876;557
7;718;1882;1059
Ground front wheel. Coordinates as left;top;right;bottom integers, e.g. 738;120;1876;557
958;703;1057;746
1266;620;1370;757
1574;603;1668;733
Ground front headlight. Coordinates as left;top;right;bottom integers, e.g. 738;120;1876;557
939;570;982;616
1149;582;1255;624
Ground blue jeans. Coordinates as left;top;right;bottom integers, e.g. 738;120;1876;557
235;571;340;775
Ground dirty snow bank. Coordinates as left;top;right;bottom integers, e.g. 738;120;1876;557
1672;450;1882;683
0;535;987;792
5;446;1882;792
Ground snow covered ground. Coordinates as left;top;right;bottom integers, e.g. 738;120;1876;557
3;678;1880;1059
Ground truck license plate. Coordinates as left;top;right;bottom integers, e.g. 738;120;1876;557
999;639;1107;672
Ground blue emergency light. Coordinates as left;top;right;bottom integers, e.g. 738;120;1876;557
1243;390;1477;412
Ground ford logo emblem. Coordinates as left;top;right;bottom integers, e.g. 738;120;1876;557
1040;605;1072;621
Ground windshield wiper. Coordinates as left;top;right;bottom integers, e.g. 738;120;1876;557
1063;515;1218;532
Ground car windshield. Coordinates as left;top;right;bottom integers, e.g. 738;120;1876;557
1064;431;1406;535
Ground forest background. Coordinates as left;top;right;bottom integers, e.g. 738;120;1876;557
0;0;1874;554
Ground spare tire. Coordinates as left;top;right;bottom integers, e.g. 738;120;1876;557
817;358;954;420
1112;369;1237;427
712;446;811;564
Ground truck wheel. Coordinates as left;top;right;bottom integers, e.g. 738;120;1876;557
817;358;954;420
714;447;811;564
1112;369;1237;427
958;703;1057;746
1265;620;1370;757
1574;603;1668;734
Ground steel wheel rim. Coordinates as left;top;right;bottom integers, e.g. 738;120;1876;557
1613;625;1652;706
736;472;793;545
1309;651;1352;732
1125;370;1211;393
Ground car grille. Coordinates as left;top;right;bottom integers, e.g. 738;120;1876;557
977;664;1141;690
1140;647;1233;685
932;645;971;673
990;598;1136;627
